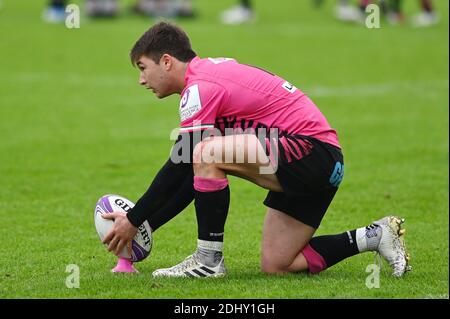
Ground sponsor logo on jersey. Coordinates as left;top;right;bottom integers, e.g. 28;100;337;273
180;84;202;121
282;81;297;93
180;89;190;108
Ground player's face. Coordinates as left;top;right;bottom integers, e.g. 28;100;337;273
137;55;172;98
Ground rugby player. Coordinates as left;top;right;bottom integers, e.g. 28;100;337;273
102;21;410;278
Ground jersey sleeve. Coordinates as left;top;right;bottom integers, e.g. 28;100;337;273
179;81;228;133
126;156;193;228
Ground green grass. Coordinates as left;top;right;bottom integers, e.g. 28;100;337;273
0;0;448;299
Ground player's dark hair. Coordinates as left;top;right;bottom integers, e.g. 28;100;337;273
130;21;197;66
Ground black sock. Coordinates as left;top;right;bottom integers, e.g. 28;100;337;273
389;0;402;14
195;186;230;242
308;230;359;269
51;0;65;8
421;0;433;13
241;0;252;9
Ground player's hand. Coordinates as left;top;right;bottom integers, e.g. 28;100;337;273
101;212;138;257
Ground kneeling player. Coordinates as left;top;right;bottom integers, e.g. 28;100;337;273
102;22;410;278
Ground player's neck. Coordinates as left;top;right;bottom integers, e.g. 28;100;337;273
176;61;189;94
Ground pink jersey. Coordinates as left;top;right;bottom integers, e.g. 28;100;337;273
179;57;340;151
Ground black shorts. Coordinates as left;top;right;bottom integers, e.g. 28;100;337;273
263;136;344;229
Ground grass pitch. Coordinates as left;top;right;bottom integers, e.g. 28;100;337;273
0;0;448;299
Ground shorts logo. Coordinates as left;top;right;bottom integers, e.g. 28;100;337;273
329;162;344;187
179;84;202;121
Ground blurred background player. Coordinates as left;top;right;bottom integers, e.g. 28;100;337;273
43;0;194;20
383;0;439;26
333;0;439;27
359;0;439;26
220;0;255;25
85;0;119;17
333;0;388;23
133;0;195;18
411;0;439;27
136;0;195;17
42;0;67;23
384;0;404;25
334;0;364;23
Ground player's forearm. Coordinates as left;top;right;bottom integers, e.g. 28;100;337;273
127;132;196;227
145;169;194;231
127;158;192;227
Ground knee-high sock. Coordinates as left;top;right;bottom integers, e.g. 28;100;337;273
241;0;252;9
421;0;433;13
194;176;230;243
359;0;372;11
302;224;382;274
388;0;402;14
50;0;65;7
303;231;359;274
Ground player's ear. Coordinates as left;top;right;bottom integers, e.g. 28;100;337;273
161;54;172;70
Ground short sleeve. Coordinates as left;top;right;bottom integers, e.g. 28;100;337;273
179;81;228;133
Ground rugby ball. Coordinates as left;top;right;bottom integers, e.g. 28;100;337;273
94;194;152;262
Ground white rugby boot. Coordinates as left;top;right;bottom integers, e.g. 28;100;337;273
411;12;440;28
373;216;411;277
334;3;364;23
220;4;254;25
152;252;227;278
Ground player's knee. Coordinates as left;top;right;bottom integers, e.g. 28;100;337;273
260;260;287;274
260;253;290;274
193;140;222;175
193;140;216;163
192;141;205;165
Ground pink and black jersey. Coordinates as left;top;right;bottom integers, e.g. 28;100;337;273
179;57;340;162
128;57;344;228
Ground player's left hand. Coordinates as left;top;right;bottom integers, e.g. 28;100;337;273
101;212;138;257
